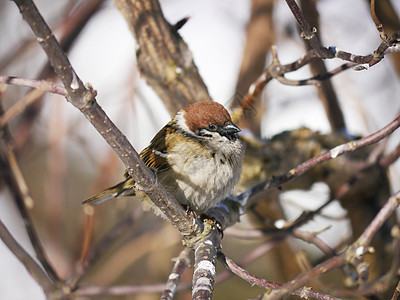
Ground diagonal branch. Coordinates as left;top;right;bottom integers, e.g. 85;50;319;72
218;252;340;300
267;189;400;299
12;0;203;240
0;220;55;296
161;247;191;300
285;0;335;58
0;102;60;285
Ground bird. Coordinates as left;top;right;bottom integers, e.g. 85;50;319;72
82;101;244;215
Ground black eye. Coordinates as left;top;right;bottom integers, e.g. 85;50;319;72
208;124;217;131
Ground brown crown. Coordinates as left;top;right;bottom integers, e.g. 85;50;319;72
182;101;232;132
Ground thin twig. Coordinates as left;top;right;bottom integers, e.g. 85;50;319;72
293;229;336;257
346;191;400;266
267;252;346;299
75;283;181;296
285;0;334;58
161;247;192;300
268;190;400;299
267;112;400;190
0;75;67;96
0;88;46;127
380;140;400;168
0;220;55;296
65;211;136;288
218;252;340;300
0;103;60;284
371;0;387;40
65;206;95;289
215;236;283;284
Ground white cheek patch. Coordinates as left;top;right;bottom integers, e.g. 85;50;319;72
174;111;194;134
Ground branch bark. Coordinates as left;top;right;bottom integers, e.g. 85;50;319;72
300;0;345;132
0;220;55;297
12;0;203;242
114;0;212;115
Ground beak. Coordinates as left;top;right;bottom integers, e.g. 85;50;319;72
224;121;240;134
218;121;240;140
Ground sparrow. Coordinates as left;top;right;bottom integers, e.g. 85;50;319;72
83;101;244;215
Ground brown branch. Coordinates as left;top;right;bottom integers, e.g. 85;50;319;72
368;0;400;75
300;0;345;132
64;207;95;289
371;0;387;40
346;190;400;263
215;236;284;284
285;0;400;67
0;75;67;96
65;211;136;288
192;226;220;299
380;139;400;168
0;105;60;284
0;98;59;288
292;229;336;257
75;283;184;296
268;112;400;188
114;0;212;115
12;0;203;241
0;220;55;296
233;0;275;135
232;111;400;208
267;190;400;299
334;232;400;298
0;88;45;128
161;247;191;300
285;0;335;58
218;252;340;300
267;252;346;299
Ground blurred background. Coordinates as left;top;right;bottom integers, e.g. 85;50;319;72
1;0;400;299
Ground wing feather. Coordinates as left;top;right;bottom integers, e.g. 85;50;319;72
140;123;175;172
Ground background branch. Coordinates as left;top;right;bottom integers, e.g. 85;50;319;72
12;0;203;241
0;220;55;296
114;0;212;115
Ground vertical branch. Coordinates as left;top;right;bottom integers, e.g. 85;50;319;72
192;228;220;299
300;0;346;132
367;0;400;75
285;0;335;58
370;0;387;40
233;0;275;136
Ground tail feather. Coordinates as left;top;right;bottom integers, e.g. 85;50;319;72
82;190;119;206
82;178;135;206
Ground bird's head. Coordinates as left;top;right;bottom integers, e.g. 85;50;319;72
174;101;240;143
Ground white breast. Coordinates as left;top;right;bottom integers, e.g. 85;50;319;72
159;136;243;214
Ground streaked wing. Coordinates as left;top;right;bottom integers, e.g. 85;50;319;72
139;123;174;173
140;146;170;172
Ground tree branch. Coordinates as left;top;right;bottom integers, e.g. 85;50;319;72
12;0;203;241
161;247;191;300
0;220;55;297
218;252;340;300
114;0;212;115
192;226;220;299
